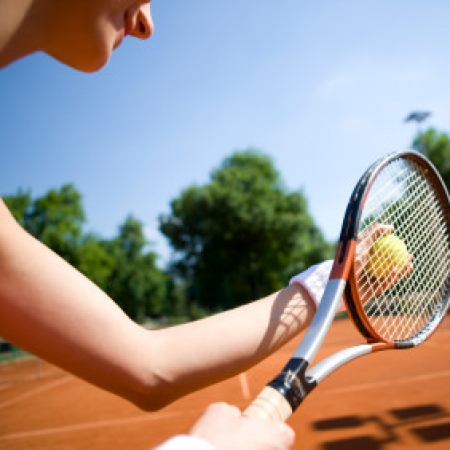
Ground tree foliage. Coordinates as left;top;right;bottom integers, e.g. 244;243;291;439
160;150;333;311
3;184;167;322
5;134;450;323
416;127;450;191
105;216;167;321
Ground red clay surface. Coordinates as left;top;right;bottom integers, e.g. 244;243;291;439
1;316;449;450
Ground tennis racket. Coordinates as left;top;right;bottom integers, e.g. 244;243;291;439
244;149;450;422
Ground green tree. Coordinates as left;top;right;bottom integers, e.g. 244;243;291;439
76;234;115;291
106;216;167;321
416;128;450;190
3;187;168;322
5;184;84;265
2;189;31;226
160;149;332;312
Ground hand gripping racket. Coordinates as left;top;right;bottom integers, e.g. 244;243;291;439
244;150;450;421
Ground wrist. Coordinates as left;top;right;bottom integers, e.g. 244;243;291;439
290;260;341;311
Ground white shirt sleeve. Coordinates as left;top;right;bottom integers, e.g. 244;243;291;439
154;435;216;450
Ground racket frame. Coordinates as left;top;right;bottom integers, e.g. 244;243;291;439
245;149;450;419
344;150;450;347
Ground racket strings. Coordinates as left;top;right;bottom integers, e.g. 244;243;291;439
379;175;449;338
368;214;444;336
358;167;427;310
387;172;449;335
355;158;450;342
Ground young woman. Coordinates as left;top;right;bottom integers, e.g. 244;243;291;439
0;2;411;449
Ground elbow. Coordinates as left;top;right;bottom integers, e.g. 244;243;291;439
118;352;185;412
115;329;191;412
123;368;183;412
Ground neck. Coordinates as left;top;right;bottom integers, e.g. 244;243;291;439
0;0;44;68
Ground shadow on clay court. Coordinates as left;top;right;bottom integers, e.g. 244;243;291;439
312;403;450;449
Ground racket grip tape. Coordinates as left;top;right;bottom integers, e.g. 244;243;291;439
243;386;293;422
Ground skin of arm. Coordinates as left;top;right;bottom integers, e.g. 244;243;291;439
0;200;316;411
0;3;308;448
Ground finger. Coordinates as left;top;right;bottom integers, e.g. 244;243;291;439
211;402;242;417
278;423;295;448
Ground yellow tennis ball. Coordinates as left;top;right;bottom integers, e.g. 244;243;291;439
365;234;409;279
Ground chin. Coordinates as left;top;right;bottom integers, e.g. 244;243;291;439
70;54;111;73
77;58;110;73
49;45;112;73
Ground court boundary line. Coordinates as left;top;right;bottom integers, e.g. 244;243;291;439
1;369;450;442
0;410;190;441
239;372;251;400
0;375;73;410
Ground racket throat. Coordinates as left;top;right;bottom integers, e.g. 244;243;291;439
268;358;316;412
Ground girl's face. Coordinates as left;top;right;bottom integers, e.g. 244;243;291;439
45;1;153;72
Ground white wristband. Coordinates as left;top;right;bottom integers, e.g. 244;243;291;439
289;260;345;312
154;435;216;450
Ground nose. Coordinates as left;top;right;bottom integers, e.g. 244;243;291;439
130;3;153;40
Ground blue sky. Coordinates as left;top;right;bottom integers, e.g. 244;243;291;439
1;1;450;266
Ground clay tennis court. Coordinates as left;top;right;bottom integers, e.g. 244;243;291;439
1;316;449;450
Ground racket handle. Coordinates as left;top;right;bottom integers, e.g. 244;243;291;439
243;386;293;422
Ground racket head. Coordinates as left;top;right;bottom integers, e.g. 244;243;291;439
341;150;450;346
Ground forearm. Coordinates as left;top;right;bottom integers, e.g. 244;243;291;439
149;284;315;407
